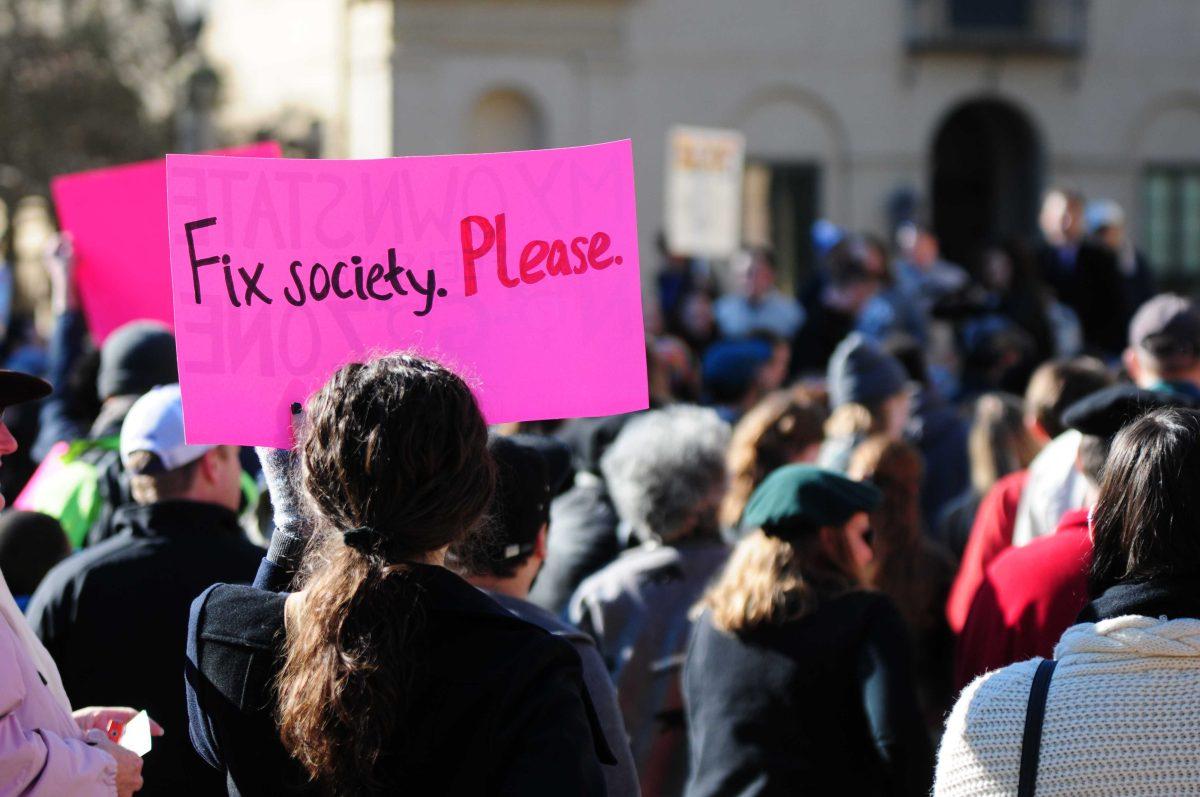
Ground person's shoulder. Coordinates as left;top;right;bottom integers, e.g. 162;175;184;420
944;657;1041;740
32;533;137;595
192;582;287;651
494;593;592;642
574;541;723;597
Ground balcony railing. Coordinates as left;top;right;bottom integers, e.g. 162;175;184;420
905;0;1087;56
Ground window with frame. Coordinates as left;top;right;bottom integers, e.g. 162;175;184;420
1143;164;1200;281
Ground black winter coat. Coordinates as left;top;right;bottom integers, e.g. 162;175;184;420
26;500;264;797
683;590;933;797
186;562;611;795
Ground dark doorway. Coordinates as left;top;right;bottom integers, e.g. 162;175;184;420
766;162;820;294
931;99;1041;269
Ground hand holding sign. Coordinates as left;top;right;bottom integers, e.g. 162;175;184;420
167;141;647;448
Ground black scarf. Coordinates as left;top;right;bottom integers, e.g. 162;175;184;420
1077;576;1200;624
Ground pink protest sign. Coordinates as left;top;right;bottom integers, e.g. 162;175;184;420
51;142;281;342
166;140;647;448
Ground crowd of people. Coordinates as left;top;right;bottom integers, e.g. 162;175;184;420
1;186;1200;797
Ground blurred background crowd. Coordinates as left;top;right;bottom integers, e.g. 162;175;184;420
0;1;1199;796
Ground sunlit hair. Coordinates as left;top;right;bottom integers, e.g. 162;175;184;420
824;402;883;439
275;353;495;795
702;526;859;633
967;393;1041;494
847;435;936;633
720;389;827;529
1023;357;1112;440
601;405;731;544
1089;407;1200;597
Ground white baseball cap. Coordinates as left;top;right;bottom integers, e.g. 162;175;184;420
120;384;215;473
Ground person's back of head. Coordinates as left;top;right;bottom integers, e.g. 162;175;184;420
825;333;911;442
120;384;241;512
1023;357;1112;442
452;434;571;591
846;436;937;630
720;389;827;529
704;464;881;632
601;404;730;545
1124;294;1200;389
826;237;882;291
97;321;178;402
1089;407;1200;597
701;338;773;411
0;509;69;598
968;392;1042;495
277;353;495;794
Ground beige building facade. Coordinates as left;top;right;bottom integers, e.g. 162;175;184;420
201;0;1200;286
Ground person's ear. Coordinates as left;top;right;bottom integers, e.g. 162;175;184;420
1123;347;1141;384
197;448;220;486
534;524;549;561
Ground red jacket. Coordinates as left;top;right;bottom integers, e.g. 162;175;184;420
946;471;1028;633
953;507;1092;690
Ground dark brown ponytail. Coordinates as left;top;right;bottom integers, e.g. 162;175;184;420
275;354;494;795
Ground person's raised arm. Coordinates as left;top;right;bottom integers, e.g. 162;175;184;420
253;406;313;590
32;234;89;462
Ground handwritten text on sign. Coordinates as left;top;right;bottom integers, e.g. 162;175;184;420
166;141;647;448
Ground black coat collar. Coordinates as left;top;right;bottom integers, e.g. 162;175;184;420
111;500;243;540
1078;577;1200;623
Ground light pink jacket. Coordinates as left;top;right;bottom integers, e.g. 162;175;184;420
0;573;116;796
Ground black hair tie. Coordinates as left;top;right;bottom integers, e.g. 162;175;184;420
342;526;377;553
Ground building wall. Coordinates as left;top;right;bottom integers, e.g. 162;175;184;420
392;0;1200;279
198;1;1200;280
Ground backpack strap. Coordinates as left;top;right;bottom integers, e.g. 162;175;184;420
1017;658;1057;797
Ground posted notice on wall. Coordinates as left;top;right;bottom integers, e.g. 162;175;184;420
663;126;745;259
166;140;648;448
51;142;281;342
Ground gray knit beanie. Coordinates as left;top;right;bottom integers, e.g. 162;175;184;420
827;333;908;409
97;321;179;400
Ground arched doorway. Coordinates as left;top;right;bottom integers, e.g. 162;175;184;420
931;99;1042;269
467;88;546;153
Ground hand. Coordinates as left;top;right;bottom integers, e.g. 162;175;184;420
84;729;144;797
257;402;313;575
43;232;78;313
73;706;164;737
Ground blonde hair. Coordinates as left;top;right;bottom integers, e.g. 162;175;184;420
702;528;857;633
967;393;1041;494
824;402;883;439
720;389;827;529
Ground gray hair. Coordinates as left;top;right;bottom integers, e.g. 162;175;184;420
601;405;731;543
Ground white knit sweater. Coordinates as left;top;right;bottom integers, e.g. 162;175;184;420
935;615;1200;796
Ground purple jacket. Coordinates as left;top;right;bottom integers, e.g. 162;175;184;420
0;582;116;796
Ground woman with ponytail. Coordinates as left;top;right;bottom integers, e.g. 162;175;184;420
186;354;608;796
682;464;932;796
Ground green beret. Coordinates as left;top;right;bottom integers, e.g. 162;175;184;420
741;464;882;534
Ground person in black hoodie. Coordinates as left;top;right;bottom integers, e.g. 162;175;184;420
26;384;263;796
684;464;932;796
186;354;609;796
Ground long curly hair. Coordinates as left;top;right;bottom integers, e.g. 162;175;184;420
847;435;949;637
275;353;495;795
720;389;826;529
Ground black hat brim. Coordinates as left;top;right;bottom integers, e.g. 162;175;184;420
0;371;52;408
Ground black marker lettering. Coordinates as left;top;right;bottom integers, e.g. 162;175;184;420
184;217;220;304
